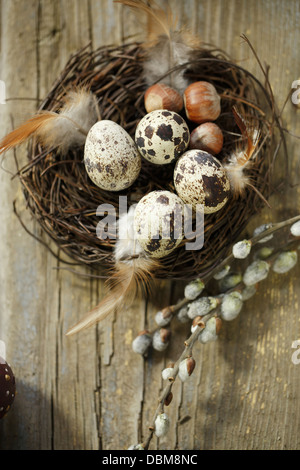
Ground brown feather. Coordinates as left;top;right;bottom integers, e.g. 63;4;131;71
224;107;261;198
0;112;57;154
232;106;260;165
65;257;159;336
116;0;199;92
0;88;98;155
115;0;177;45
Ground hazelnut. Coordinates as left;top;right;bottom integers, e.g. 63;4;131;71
184;81;221;124
144;83;183;113
189;122;223;155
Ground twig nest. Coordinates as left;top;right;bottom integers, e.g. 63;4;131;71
135;110;190;165
174;150;230;213
84;120;141;191
0;357;16;419
189;122;223;155
134;190;184;258
184;81;221;124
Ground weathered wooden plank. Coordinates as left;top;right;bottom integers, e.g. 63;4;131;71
0;0;299;451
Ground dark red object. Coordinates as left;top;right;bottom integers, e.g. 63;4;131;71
0;356;16;419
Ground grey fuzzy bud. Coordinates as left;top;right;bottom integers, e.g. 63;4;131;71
155;307;173;327
221;291;243;321
187;296;218;319
177;305;190;323
290;220;300;237
213;264;231;280
154;413;170;438
254;246;274;260
243;260;270;286
232;240;252;259
152;328;171;352
273;251;298;274
198;317;221;344
162;367;175;381
253;223;273;243
241;284;257;301
184;279;205;300
178;357;196;382
219;272;243;293
132;331;152;355
128;443;144;450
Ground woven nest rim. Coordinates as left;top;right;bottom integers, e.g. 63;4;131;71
14;40;286;281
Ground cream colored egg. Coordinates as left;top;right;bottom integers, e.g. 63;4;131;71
135;110;190;165
134;190;184;258
174;149;230;214
84;120;141;191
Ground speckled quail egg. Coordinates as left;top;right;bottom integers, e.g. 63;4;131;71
134;190;185;258
84;120;141;191
135;110;190;165
174;149;230;214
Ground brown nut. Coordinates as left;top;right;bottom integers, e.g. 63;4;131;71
189;122;223;155
144;83;183;113
184;81;221;124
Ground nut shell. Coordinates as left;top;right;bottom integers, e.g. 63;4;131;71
184;81;221;124
84;120;141;191
174;149;230;214
144;83;183;113
189;122;223;155
134;190;185;258
135;110;190;165
0;357;16;419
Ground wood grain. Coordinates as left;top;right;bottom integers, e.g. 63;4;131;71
0;0;299;450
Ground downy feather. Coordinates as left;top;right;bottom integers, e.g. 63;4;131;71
66;205;159;336
224;107;261;197
116;0;200;93
0;88;98;155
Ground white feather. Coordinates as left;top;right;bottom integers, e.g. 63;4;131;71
114;205;146;263
40;89;99;154
143;33;195;93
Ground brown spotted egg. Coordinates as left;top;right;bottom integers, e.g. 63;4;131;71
135;110;190;165
134;190;185;258
174;150;230;214
84;120;141;191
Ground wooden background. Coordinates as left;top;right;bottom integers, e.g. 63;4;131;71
0;0;300;450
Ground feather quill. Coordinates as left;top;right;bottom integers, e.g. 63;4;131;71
66;205;159;336
0;88;99;155
116;0;200;93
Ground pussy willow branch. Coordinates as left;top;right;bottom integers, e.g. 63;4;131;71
142;311;215;450
167;214;300;316
141;215;300;450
